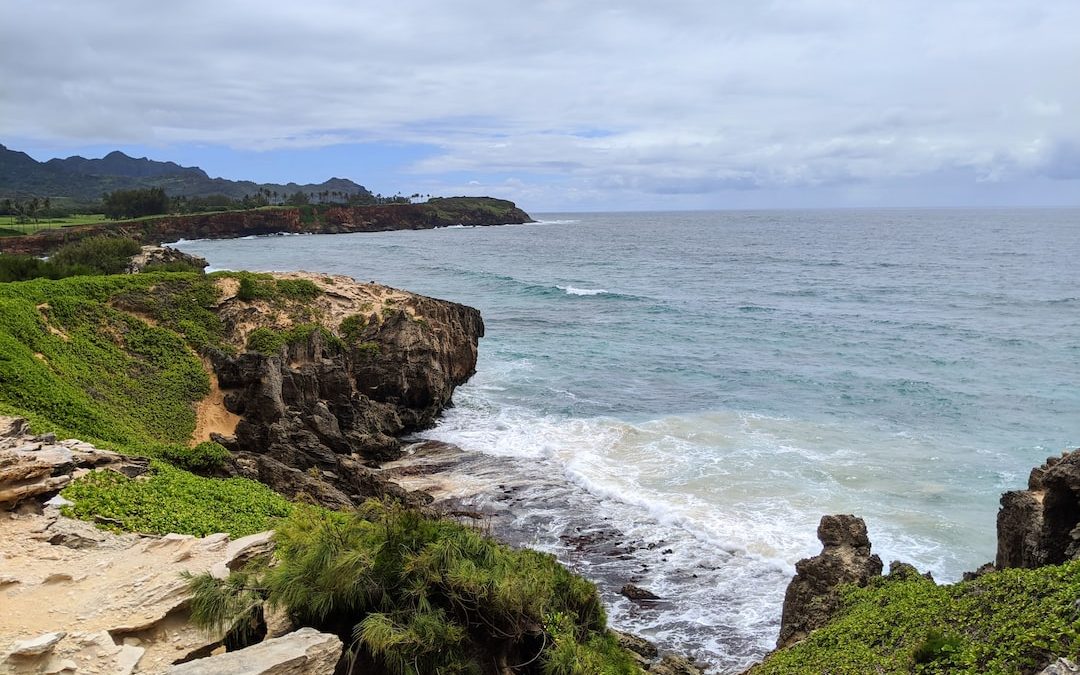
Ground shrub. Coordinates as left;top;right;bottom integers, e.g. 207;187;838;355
50;236;141;274
187;502;638;674
237;276;274;302
275;278;320;301
160;441;231;473
339;314;367;343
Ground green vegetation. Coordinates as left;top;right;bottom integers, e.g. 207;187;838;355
0;273;213;445
188;502;640;674
102;187;169;220
0;235;142;281
62;462;292;537
234;273;320;304
0;212;109;236
339;313;368;343
752;563;1080;674
246;323;342;355
160;440;231;473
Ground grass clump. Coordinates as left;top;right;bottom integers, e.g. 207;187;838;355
339;313;368;343
751;561;1080;674
188;501;640;675
61;462;292;537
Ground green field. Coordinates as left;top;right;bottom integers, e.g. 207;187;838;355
0;213;109;236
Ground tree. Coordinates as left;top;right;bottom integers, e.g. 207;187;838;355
284;191;310;206
102;187;169;219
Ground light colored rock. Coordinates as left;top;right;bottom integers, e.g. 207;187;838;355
0;510;251;674
1040;658;1080;675
211;530;275;579
7;631;66;656
167;628;343;675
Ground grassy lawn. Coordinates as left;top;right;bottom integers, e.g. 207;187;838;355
0;213;108;235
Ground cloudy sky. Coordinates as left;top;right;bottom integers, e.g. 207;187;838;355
2;0;1078;211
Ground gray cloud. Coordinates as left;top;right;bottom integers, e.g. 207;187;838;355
2;0;1078;207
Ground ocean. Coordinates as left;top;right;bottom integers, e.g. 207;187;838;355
174;208;1080;672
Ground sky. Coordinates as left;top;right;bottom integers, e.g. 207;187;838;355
2;0;1079;211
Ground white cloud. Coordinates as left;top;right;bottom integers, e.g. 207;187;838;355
1;0;1078;206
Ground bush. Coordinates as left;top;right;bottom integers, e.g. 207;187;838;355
275;278;320;301
102;187;169;219
160;441;230;473
237;276;274;302
51;236;142;275
188;502;639;674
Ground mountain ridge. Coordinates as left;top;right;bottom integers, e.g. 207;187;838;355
0;144;372;202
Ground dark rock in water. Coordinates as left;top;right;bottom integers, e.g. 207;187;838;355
621;583;662;601
962;562;996;582
997;449;1080;569
776;514;883;649
611;631;703;674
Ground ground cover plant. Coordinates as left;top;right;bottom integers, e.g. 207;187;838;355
751;563;1080;675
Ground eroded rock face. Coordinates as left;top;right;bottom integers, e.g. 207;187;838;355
207;275;482;509
997;450;1080;569
0;417;149;511
776;514;883;649
167;628;343;675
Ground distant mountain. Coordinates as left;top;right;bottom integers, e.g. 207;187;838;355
0;144;372;203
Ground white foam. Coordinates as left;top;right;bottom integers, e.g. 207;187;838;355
557;285;608;296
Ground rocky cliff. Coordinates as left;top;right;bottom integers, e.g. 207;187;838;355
199;273;485;509
0;197;532;256
997;449;1080;569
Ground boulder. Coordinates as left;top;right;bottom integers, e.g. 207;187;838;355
167;627;343;675
127;245;208;273
620;583;661;601
997;449;1080;569
776;515;883;648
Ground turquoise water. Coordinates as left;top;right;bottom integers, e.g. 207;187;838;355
176;208;1080;670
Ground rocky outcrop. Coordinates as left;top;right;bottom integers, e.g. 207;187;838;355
997;449;1080;569
0;197;532;256
613;631;704;675
0;417;148;510
0;508;273;674
167;628;343;675
204;274;483;509
775;514;883;649
127;245;208;273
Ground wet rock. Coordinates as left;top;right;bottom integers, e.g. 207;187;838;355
167;627;343;675
997;449;1080;569
621;583;661;601
650;653;705;675
776;514;883;649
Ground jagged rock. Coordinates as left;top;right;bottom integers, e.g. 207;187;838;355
997;449;1080;569
650;654;705;675
210;530;275;579
206;274;480;509
1040;658;1080;674
167;627;343;675
620;583;661;601
0;419;150;511
127;245;208;273
776;514;883;648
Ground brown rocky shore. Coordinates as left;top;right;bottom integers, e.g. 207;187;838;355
0;197;532;257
